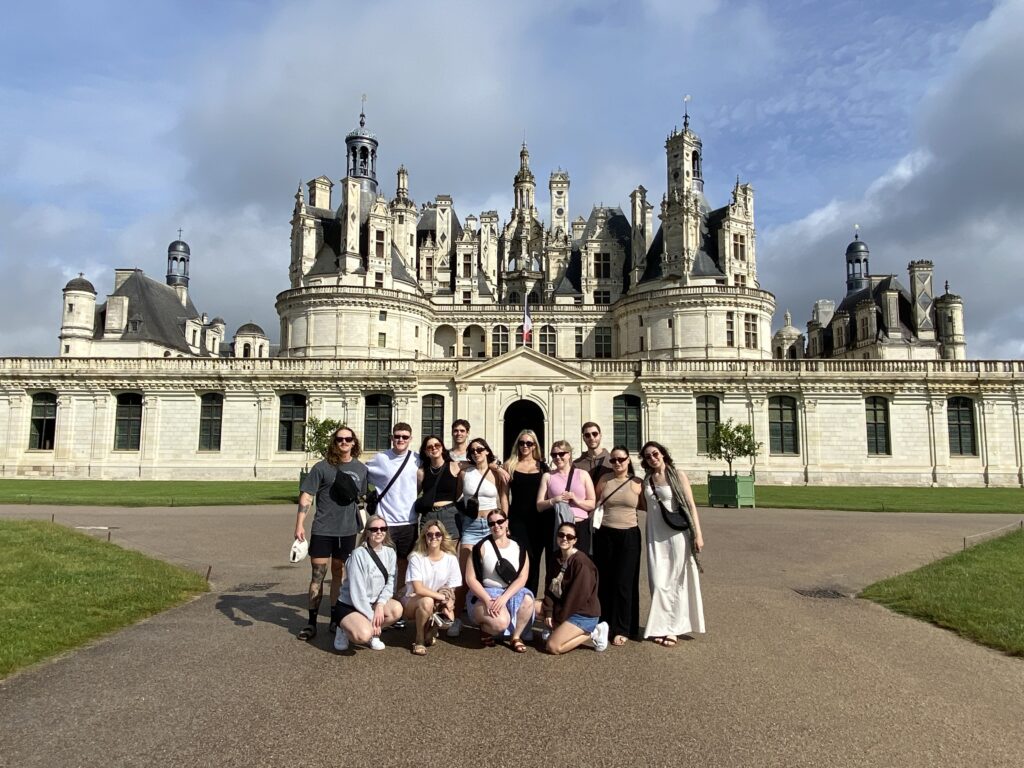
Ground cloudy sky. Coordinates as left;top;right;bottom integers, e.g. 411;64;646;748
1;0;1020;358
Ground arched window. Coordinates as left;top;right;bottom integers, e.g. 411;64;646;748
527;291;539;305
768;396;799;455
29;392;57;451
278;394;306;452
865;397;890;456
695;395;720;454
199;393;224;452
243;342;251;358
114;393;143;451
365;394;393;451
539;325;556;356
613;394;642;453
508;291;521;305
947;397;976;456
421;395;444;438
492;325;509;357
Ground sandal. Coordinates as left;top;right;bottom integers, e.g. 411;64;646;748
411;643;428;656
612;635;628;646
297;624;317;641
509;637;528;653
662;636;678;647
480;631;496;648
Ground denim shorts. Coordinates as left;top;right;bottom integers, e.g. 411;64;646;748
566;613;599;634
460;514;491;546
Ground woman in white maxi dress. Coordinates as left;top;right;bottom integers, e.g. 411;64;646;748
639;441;705;647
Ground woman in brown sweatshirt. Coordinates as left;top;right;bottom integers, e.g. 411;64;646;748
542;522;609;654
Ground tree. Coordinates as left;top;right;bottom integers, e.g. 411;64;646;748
305;416;343;465
706;418;761;475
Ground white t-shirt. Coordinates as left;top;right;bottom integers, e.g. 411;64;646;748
478;538;523;589
403;551;462;599
366;449;419;526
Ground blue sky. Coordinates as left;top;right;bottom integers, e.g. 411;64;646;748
1;0;1020;357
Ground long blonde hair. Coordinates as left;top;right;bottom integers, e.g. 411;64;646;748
356;514;394;549
412;519;457;557
504;429;542;473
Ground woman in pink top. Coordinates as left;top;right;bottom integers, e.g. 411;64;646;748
537;439;596;561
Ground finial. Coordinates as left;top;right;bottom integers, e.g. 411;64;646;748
79;272;85;278
683;94;691;129
945;280;950;294
177;227;183;240
359;93;367;127
853;223;860;240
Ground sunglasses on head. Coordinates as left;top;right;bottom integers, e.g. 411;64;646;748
335;435;354;443
610;456;628;464
551;451;568;458
367;526;388;533
487;518;506;528
518;440;535;447
556;532;577;541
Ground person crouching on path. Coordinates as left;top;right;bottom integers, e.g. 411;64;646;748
464;510;535;652
542;522;609;654
333;515;403;652
402;521;461;656
294;425;368;641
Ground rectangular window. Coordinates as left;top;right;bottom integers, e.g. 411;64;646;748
492;326;509;356
375;231;385;259
462;254;472;279
947;397;976;456
696;395;720;454
639;337;645;352
744;314;758;349
613;395;642;453
379;310;387;322
463;291;472;305
859;316;868;341
594;252;611;279
29;393;58;451
364;394;393;451
374;272;384;289
595;327;612;359
398;214;404;224
199;393;223;452
114;394;143;451
769;396;799;455
865;397;890;456
378;332;387;348
421;395;444;437
733;232;746;261
575;327;584;359
540;326;556;356
425;256;433;281
278;394;306;452
726;312;735;347
734;273;746;287
594;290;611;304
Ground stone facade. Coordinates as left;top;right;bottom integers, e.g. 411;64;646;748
2;110;1020;486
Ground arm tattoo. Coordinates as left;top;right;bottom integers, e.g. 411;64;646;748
298;502;312;517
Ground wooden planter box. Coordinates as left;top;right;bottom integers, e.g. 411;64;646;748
707;473;755;508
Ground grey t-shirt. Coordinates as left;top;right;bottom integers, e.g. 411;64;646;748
300;459;368;537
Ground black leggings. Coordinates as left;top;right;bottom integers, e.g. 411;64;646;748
592;525;641;639
523;508;556;596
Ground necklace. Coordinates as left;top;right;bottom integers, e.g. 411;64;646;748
428;462;445;476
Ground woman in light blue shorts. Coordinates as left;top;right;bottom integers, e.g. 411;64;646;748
541;522;608;654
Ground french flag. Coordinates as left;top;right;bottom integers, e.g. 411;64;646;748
522;295;533;344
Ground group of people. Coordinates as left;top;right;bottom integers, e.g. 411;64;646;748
293;418;705;655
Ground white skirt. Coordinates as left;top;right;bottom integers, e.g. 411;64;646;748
643;491;705;638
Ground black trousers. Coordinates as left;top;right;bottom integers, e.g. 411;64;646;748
523;508;556;596
592;525;641;640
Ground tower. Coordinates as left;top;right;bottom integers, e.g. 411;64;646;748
845;232;870;294
549;171;569;234
907;260;936;341
59;274;97;356
513;143;536;214
390;165;417;265
166;238;190;288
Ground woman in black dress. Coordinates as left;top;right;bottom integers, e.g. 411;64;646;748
504;428;548;596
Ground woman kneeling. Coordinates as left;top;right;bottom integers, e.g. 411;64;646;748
543;522;609;654
333;515;404;652
402;521;462;655
464;510;535;652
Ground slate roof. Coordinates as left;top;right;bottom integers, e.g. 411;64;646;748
816;275;918;355
94;271;201;355
554;249;583;295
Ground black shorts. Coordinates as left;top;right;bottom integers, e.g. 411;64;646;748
389;523;417;559
336;602;362;621
308;533;357;560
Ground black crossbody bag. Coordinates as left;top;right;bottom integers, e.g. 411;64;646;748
488;537;520;584
648;475;690;531
366;451;412;516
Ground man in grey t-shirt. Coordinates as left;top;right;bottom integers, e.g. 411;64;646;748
294;425;368;640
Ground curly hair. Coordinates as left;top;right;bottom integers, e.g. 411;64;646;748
326;425;361;464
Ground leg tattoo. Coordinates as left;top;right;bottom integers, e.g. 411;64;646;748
309;562;328;610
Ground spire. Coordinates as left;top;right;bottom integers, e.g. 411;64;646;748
360;93;366;127
520;141;530;171
683;94;691;130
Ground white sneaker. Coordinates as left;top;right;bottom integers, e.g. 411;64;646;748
446;618;462;638
333;627;350;652
368;637;386;651
591;621;609;652
540;629;552;642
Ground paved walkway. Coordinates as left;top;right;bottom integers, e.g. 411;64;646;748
1;504;1022;767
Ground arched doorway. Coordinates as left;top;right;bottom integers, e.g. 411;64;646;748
502;400;545;462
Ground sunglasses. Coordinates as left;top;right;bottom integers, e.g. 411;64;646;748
556;532;577;541
367;526;388;533
487;518;507;528
609;456;628;464
643;450;661;461
469;446;487;455
425;531;444;540
518;440;535;447
425;443;442;450
583;431;600;438
551;451;568;458
335;435;354;443
392;434;411;441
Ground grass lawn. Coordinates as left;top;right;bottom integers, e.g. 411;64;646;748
693;484;1024;513
861;527;1024;656
0;520;208;678
0;479;298;507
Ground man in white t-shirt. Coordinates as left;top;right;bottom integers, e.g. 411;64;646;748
449;418;471;463
366;422;418;592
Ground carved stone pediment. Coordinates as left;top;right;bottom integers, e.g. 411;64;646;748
455;346;592;384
